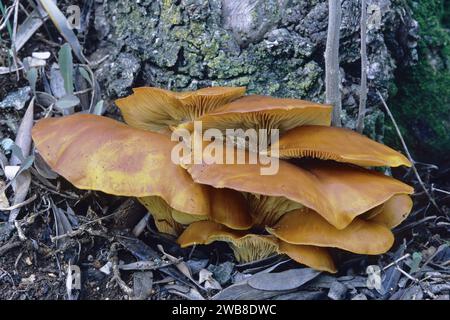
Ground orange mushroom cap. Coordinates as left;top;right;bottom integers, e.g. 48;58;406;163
270;125;412;167
368;194;413;228
277;241;337;273
32;114;210;216
186;149;413;229
267;208;394;255
115;86;245;133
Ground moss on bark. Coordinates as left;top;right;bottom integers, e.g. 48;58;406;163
387;0;450;162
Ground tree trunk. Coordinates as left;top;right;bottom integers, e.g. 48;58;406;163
325;0;342;127
356;0;368;133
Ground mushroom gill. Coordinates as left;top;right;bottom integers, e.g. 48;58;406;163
139;196;185;236
178;95;333;140
177;220;336;272
270;125;412;167
243;194;304;228
115;86;245;133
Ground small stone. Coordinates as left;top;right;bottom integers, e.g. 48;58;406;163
328;281;347;300
133;271;153;300
186;259;209;275
25;257;33;266
32;51;51;60
21;274;36;285
0;87;31;110
207;261;235;285
351;293;368;300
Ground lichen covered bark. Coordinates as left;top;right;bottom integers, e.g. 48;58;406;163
92;0;418;139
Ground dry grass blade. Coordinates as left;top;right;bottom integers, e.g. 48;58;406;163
37;0;88;64
14;4;48;51
10;97;34;166
9;98;34;222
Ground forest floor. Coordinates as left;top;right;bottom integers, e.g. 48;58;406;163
0;1;449;300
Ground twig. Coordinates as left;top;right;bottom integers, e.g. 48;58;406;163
132;214;149;237
325;0;342;127
377;91;441;213
0;65;23;74
394;215;437;233
396;265;419;282
50;210;119;242
0;194;37;211
431;187;450;195
0;267;16;288
0;1;15;31
383;253;411;271
13;220;27;241
0;240;21;256
108;242;133;298
356;0;368;133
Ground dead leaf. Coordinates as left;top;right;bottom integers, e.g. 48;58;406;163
133;271;153;300
157;244;196;284
248;268;320;291
0;180;10;209
21;274;36;286
11;98;34;166
212;282;284;300
198;269;222;291
51;200;74;248
9;171;31;222
213;268;320;300
34;153;58;179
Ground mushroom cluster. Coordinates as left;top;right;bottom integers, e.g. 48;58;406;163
32;87;414;273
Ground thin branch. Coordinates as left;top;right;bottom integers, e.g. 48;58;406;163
356;0;368;133
376;91;441;213
0;194;37;211
325;0;342;127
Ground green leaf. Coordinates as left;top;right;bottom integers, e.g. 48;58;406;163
55;94;80;114
58;43;74;95
79;66;92;86
407;252;422;274
26;67;38;94
91;100;104;115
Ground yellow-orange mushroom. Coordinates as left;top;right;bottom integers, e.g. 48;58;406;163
32;86;415;274
186;150;413;230
267;208;394;255
178;95;333;135
270;125;412;167
32;114;210;216
368;194;413;228
116;86;245;133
